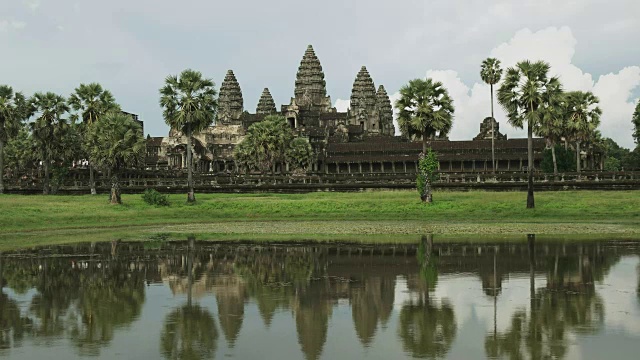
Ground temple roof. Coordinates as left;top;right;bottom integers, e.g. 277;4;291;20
294;45;327;106
219;70;243;114
350;66;377;111
376;85;394;134
256;88;277;114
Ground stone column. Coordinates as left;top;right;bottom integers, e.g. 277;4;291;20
392;162;396;173
381;162;385;173
336;163;340;174
348;163;351;174
359;163;363;173
403;162;407;173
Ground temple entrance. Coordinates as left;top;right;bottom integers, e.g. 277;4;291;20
288;118;296;128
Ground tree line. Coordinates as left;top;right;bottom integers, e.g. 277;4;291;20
2;64;639;206
396;58;640;207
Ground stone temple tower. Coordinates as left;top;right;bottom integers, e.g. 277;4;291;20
293;45;332;112
218;70;244;125
376;85;394;136
350;66;379;132
256;88;277;115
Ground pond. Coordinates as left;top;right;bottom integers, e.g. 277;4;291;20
1;237;639;359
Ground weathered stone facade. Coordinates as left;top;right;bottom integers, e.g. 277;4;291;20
147;45;545;174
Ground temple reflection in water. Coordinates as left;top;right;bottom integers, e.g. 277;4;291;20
1;238;639;359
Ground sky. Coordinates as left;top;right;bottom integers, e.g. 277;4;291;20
1;0;639;148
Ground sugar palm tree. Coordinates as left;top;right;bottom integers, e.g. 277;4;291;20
632;99;640;145
68;83;120;195
85;112;145;204
480;58;503;174
498;60;561;208
535;81;566;177
30;92;70;195
565;91;601;174
395;78;454;154
159;69;217;203
0;85;31;194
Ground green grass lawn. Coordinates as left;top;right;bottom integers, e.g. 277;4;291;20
0;190;639;250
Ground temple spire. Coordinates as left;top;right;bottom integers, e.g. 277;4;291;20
294;45;327;107
256;88;277;114
218;69;243;124
350;66;377;111
376;85;394;136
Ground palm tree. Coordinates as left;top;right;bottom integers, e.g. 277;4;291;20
159;69;217;203
85;112;145;204
395;78;455;154
565;91;601;174
497;61;561;208
631;99;639;145
30;92;70;195
535;81;566;177
480;58;503;174
0;86;31;194
68;83;120;195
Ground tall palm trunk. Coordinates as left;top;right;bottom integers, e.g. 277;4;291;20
89;164;97;195
551;144;558;177
0;139;5;194
527;120;534;208
422;135;433;203
43;158;50;195
576;141;581;174
491;84;496;174
186;124;195;203
109;172;121;204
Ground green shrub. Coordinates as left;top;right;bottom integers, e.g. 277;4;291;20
541;145;576;173
142;188;170;206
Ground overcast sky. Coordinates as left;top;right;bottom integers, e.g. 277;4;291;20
1;0;639;148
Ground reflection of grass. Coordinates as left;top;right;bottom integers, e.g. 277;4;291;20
0;190;639;250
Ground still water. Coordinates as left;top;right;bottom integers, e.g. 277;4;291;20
1;238;640;359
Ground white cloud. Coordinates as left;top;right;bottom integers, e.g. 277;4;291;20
26;0;40;11
0;20;26;32
334;99;349;113
383;27;640;148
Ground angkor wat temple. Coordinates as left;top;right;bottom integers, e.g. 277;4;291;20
146;45;547;174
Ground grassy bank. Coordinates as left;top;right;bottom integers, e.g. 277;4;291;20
0;190;639;250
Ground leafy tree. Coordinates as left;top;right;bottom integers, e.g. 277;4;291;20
85;112;145;204
234;115;294;174
2;123;34;178
480;58;503;173
497;60;561;208
535;81;566;176
68;83;120;195
395;78;455;154
398;299;456;358
633;99;640;145
540;145;575;173
565;91;601;173
0;85;31;194
160;69;217;203
604;157;621;171
286;137;315;173
29;92;71;195
417;149;439;203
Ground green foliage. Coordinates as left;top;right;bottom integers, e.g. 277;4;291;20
480;58;502;86
85;112;145;172
286;137;315;172
498;61;562;130
68;83;120;126
234;115;306;173
540;145;576;173
394;78;454;144
632;100;640;145
159;69;217;135
417;149;439;199
3;124;33;175
142;188;170;206
565;91;602;144
604;157;621;171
